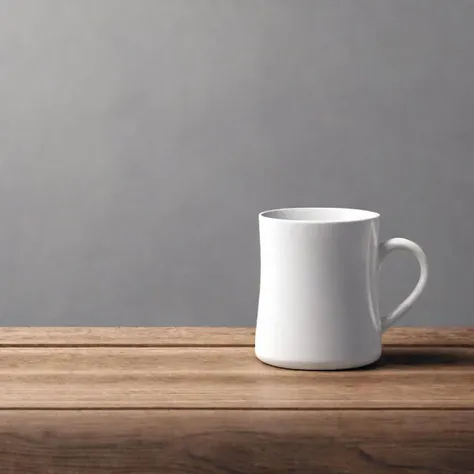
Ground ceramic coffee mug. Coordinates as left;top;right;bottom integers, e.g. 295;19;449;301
255;207;428;370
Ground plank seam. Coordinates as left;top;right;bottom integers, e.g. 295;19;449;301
0;344;473;348
0;406;472;411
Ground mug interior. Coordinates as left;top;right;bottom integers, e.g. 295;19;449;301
260;207;379;223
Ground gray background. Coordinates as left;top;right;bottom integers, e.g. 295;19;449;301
0;0;472;326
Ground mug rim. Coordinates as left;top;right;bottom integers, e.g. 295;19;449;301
259;207;380;224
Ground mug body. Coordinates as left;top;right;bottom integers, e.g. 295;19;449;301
255;207;382;370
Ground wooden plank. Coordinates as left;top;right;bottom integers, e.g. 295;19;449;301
0;327;256;347
0;327;472;347
0;410;472;474
384;327;474;347
1;346;473;372
0;346;472;409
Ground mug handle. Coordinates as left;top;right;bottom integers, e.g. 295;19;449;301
378;238;428;332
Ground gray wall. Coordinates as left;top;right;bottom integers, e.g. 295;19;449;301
0;0;473;326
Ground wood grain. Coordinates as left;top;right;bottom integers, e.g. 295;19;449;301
0;410;472;474
0;327;472;346
0;327;256;346
0;328;472;473
383;327;474;347
0;346;472;409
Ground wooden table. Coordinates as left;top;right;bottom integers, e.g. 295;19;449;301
0;327;473;473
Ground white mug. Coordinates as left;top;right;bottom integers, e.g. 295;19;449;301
255;207;428;370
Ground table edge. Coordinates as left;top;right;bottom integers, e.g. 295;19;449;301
0;327;472;347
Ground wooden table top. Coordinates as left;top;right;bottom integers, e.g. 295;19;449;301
0;327;473;473
0;327;472;410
